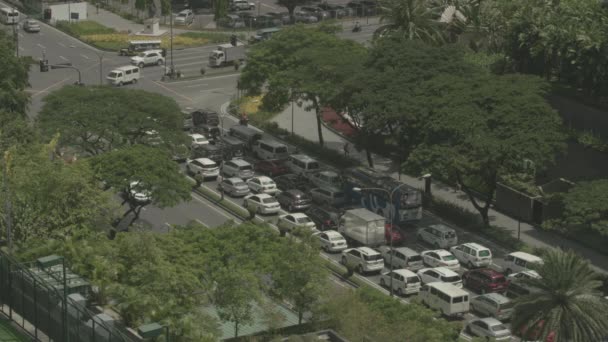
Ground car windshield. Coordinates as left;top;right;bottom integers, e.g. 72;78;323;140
241;165;253;171
296;217;312;224
441;254;457;261
491;324;507;332
442;275;461;283
479;250;491;257
178;13;187;17
407;276;420;283
262;198;277;204
500;301;514;309
408;255;422;262
445;232;456;239
108;72;119;78
137;52;146;57
202;164;217;169
308;162;320;169
195;137;207;142
276;146;288;153
363;254;382;261
234;181;246;187
329;235;343;241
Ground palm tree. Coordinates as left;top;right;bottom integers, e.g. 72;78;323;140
376;0;446;44
511;249;608;342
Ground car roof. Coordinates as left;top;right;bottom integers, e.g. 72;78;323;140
479;292;511;304
253;176;273;182
323;230;343;238
318;170;338;177
428;224;455;232
230;159;251;166
194;158;215;165
256;193;273;199
393;269;417;277
290;154;316;162
394;247;420;256
227;177;244;182
475;317;504;326
509;251;543;262
471;268;503;277
356;246;379;255
432;267;458;276
460;242;489;250
425;282;468;295
291;213;309;219
426;249;451;255
190;133;206;139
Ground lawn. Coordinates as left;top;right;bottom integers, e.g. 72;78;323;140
55;21;236;51
0;319;29;342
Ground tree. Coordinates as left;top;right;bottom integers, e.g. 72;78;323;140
405;73;566;225
213;266;260;338
0;30;29;116
90;145;192;228
1;138;113;245
213;0;229;21
511;249;608;342
554;179;608;236
240;26;366;146
276;0;307;24
376;0;445;43
36;85;186;156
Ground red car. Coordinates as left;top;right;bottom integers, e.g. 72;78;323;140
385;224;404;245
462;268;509;294
254;160;289;177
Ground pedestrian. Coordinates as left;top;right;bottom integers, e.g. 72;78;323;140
343;142;350;156
240;112;249;126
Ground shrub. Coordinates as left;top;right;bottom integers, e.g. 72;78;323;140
55;20;115;36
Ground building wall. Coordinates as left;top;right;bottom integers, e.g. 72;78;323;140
48;2;87;23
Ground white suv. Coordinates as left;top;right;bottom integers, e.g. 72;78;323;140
186;158;219;180
130;50;164;68
417;224;458;249
450;242;492;268
247;176;279;195
341;247;384;274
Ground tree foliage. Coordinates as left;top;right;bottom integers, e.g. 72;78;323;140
555;179;608;236
512;249;608;342
276;0;308;23
36;85;186;156
0;30;29;116
89;145;192;228
377;0;445;43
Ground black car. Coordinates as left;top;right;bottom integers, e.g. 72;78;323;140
191;109;219;127
305;206;341;231
276;189;312;212
274;174;312;192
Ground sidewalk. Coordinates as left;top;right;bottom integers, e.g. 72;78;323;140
271;103;608;274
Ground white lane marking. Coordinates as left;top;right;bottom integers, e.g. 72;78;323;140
58;42;66;47
36;43;46;49
80;53;90;60
195;218;207;227
59;55;68;61
200;87;228;93
191;191;242;222
186;83;208;88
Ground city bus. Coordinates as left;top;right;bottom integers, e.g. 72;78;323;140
342;166;423;225
0;7;20;25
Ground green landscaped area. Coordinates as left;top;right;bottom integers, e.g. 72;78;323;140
54;21;237;51
0;319;29;342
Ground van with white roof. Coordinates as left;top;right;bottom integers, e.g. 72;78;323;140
450;242;492;268
418;282;470;317
503;251;543;275
106;66;140;86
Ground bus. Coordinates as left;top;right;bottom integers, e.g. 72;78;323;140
0;7;19;25
342;166;422;225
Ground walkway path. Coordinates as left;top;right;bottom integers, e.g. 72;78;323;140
271;103;608;274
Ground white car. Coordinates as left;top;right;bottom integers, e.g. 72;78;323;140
243;194;280;215
218;177;250;197
232;0;255;10
417;267;463;288
377;246;424;271
188;133;209;148
129;181;151;203
421;249;460;270
313;230;347;253
507;269;541;281
247;176;279;195
277;213;317;233
130;50;165;68
174;9;194;25
450;242;492;268
186;158;219;180
380;269;421;296
465;317;512;341
341;247;384;274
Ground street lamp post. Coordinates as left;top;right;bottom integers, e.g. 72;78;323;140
169;3;175;77
353;183;409;297
50;64;83;84
70;45;104;84
12;7;18;57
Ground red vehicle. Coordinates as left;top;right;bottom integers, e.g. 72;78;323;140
254;160;289;177
517;320;556;342
385;224;404;245
462;268;509;294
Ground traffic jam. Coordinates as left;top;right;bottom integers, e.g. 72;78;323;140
178;108;548;341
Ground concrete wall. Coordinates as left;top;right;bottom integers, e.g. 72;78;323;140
48;2;87;23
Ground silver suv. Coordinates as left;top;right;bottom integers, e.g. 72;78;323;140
174;9;194;25
130;50;164;68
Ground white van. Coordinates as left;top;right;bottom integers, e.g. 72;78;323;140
222;159;254;179
417;224;458;249
107;66;140;86
503;251;543;275
0;7;20;25
418;282;469;317
252;139;289;160
450;242;492;268
287;154;321;175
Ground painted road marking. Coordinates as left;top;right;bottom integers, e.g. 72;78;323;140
80;53;90;60
262;3;276;9
191;192;240;222
36;43;45;49
152;80;194;102
58;42;66;47
186;83;208;88
59;55;68;61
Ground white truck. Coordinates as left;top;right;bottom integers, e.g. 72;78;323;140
338;208;385;247
208;42;246;67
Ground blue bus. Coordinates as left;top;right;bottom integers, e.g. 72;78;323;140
342;167;422;224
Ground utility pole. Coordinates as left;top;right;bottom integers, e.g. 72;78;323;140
169;2;174;77
12;8;18;57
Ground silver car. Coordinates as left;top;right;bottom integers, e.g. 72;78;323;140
466;317;512;341
470;293;514;321
23;20;40;33
219;177;250;197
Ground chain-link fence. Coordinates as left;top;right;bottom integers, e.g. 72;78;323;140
0;251;136;342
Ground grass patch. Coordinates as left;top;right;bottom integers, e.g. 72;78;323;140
56;20;115;36
180;31;245;44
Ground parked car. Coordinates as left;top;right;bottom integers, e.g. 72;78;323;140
174;9;194;25
130;50;165;68
274;174;312;192
191;109;220;126
188;133;209;148
294;11;318;23
222;159;254;179
417;224;458;249
247;176;279;195
276;189;312;212
305;206;341;231
310;188;347;207
129;181;151;203
243;193;280;214
377;246;424;271
380;269;421;296
218;177;250;197
23;19;40;33
417;267;462;288
219;14;246;28
502;251;543;275
300;6;330;20
506;270;542;298
308;170;342;190
312;230;347;253
421;249;460;270
470;293;514;321
507;270;541;282
462;268;509;294
341;247;384;274
255;160;289;177
232;0;255;11
277;213;318;234
450;242;492;268
186;158;219;180
465;317;512;341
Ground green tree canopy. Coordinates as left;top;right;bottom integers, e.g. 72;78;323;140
376;0;445;43
556;179;608;236
276;0;308;23
89;145;192;228
36;85;186;156
405;73;566;225
0;30;29;116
